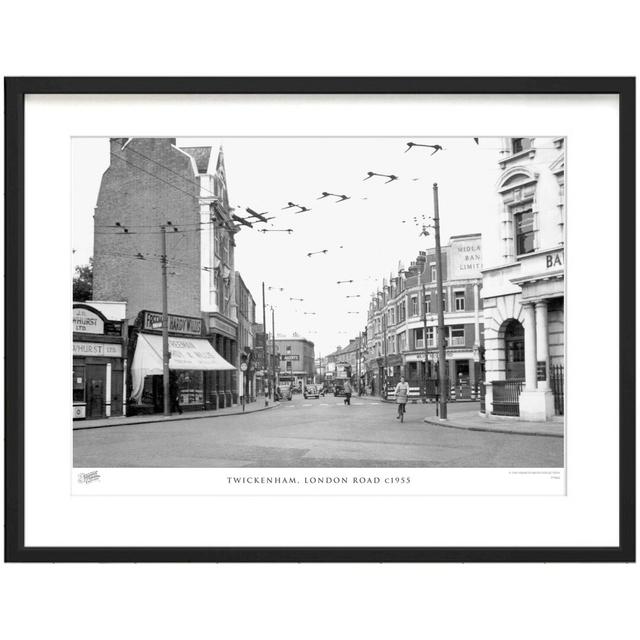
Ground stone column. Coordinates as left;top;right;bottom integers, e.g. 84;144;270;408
535;300;549;391
523;303;537;391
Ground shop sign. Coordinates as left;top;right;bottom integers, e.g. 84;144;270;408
73;307;104;334
73;342;122;357
545;253;563;269
450;238;482;280
282;354;300;361
142;311;202;336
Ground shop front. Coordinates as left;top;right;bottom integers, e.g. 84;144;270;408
129;311;235;414
73;303;126;420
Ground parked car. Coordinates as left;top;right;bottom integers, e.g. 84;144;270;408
277;384;292;401
304;384;321;399
333;382;345;397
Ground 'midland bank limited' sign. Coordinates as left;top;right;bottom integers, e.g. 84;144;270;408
450;237;482;280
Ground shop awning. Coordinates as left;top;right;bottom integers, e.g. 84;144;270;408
130;333;235;402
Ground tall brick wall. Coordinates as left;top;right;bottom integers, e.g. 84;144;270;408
93;138;201;320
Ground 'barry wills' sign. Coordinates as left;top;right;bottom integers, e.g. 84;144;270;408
142;311;203;336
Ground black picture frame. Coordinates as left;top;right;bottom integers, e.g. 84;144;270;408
4;76;635;563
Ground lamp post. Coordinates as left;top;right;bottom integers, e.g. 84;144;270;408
261;282;269;405
422;280;429;399
433;183;448;420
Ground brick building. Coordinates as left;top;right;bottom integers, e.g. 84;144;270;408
482;137;565;421
275;336;315;390
93;138;241;413
236;272;257;402
365;235;484;400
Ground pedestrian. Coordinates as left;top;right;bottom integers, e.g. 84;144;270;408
170;375;183;415
343;379;352;406
394;376;409;420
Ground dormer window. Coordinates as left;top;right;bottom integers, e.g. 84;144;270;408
511;138;531;154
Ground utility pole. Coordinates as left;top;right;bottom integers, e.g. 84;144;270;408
160;224;170;416
433;183;448;419
382;313;388;399
422;280;429;398
356;336;360;393
271;306;277;392
262;282;268;404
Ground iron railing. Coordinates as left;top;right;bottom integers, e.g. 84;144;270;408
550;365;564;416
492;379;524;416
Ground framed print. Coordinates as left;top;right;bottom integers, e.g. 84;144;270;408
4;77;635;562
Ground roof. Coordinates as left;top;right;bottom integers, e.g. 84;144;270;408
180;146;212;174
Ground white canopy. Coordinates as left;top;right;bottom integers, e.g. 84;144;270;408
130;333;235;403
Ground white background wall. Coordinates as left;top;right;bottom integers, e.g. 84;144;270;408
1;3;638;640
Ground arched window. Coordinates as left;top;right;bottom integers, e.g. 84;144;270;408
498;169;538;259
504;319;525;380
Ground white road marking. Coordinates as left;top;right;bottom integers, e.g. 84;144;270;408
320;403;329;406
370;402;380;405
286;405;296;408
353;402;364;405
303;404;312;407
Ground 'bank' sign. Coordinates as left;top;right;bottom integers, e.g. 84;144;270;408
450;237;482;280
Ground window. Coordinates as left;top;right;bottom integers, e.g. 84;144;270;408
514;206;535;255
426;326;435;347
73;365;86;403
430;264;437;281
415;327;424;348
454;291;465;311
389;308;395;325
441;295;447;312
449;325;465;346
424;296;431;314
411;296;418;316
286;345;292;353
397;333;406;352
511;138;531;154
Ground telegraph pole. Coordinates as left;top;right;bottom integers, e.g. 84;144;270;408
433;183;448;419
160;224;170;416
271;306;277;392
382;314;388;399
262;282;268;404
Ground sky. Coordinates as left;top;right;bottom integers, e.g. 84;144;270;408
72;136;503;356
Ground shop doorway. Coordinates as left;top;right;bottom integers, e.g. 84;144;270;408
454;360;471;399
86;364;106;418
504;319;525;380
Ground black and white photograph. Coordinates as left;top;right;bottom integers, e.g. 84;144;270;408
72;135;565;471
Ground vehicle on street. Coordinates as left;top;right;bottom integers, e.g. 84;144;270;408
277;384;292;401
304;384;321;399
333;363;351;396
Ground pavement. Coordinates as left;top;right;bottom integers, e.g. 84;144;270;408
73;398;278;430
423;410;564;438
74;394;563;468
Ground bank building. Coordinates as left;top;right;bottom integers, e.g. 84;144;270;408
482;137;565;421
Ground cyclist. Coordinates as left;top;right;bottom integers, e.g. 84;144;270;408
394;376;410;421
